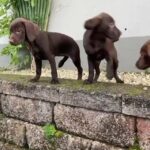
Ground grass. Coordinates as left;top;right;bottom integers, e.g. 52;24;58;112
0;73;149;98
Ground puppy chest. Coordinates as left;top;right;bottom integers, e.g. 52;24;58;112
95;50;106;60
29;47;47;59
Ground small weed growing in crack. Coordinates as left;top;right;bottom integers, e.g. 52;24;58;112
43;124;64;147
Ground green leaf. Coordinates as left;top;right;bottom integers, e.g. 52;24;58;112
31;0;36;7
43;124;64;144
0;44;30;69
43;124;57;139
55;131;64;138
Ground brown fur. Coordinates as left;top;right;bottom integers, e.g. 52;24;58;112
136;40;150;69
83;13;123;84
9;18;83;84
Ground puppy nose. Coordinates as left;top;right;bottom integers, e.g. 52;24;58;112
135;61;139;68
136;60;143;69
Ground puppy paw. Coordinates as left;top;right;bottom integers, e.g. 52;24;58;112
84;79;93;84
77;76;82;80
116;78;124;83
106;73;114;80
93;80;98;83
51;79;60;84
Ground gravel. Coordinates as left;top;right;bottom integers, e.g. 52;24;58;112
0;68;149;86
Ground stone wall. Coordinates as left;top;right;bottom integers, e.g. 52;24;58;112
0;79;150;150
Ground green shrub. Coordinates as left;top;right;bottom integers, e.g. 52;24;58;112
0;44;31;69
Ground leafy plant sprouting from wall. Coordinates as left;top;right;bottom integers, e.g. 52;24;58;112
43;124;64;148
0;0;51;69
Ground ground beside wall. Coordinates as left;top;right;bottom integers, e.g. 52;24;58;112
0;74;149;150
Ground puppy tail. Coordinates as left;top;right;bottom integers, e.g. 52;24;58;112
58;56;69;68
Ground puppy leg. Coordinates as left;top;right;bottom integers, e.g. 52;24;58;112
106;47;123;83
48;55;59;84
30;57;42;82
106;58;114;80
113;58;124;83
93;61;100;82
84;56;95;84
71;55;83;80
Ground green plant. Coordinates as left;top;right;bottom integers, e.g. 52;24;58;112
43;124;64;148
43;124;64;140
0;0;14;36
129;137;142;150
13;0;51;30
0;44;31;69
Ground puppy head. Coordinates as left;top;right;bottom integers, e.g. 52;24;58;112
9;18;40;45
84;13;121;42
136;40;150;70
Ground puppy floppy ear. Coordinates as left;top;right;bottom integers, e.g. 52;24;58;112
148;49;150;56
146;44;150;56
23;20;40;42
108;23;121;42
84;18;101;30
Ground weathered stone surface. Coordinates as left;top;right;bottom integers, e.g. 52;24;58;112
0;80;3;93
0;118;26;147
91;141;126;150
0;115;7;140
60;90;121;113
54;104;135;147
0;78;150;149
1;80;60;102
137;118;150;150
0;141;4;149
1;95;53;125
1;81;122;113
122;96;150;119
0;94;2;113
56;134;92;150
1;81;23;96
5;119;26;147
26;123;92;150
0;141;27;150
26;123;51;150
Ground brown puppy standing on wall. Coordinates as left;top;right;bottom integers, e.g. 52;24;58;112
9;18;83;84
83;13;123;84
136;40;150;69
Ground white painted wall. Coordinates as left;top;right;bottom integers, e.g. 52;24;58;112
48;0;150;40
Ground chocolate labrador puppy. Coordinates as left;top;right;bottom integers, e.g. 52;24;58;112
9;18;83;84
83;12;123;84
136;40;150;69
